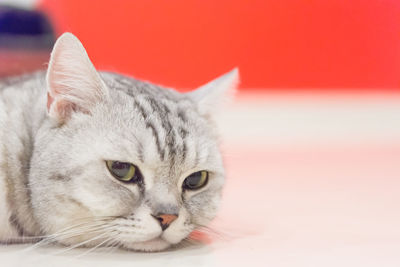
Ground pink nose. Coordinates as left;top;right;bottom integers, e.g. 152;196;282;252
152;214;178;230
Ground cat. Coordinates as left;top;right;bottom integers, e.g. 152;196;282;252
0;33;238;252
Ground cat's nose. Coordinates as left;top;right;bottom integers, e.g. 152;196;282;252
152;213;178;231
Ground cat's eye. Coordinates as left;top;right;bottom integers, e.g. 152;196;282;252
183;171;209;190
106;160;142;183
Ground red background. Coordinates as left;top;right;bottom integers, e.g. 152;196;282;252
38;0;400;90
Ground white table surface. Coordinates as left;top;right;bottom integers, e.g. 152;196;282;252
1;91;399;267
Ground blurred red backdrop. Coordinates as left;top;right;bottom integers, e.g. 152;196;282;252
38;0;400;90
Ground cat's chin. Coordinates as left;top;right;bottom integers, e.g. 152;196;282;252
121;237;172;252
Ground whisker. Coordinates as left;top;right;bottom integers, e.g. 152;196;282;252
73;233;119;258
103;239;121;254
20;218;115;252
49;230;114;256
193;224;232;242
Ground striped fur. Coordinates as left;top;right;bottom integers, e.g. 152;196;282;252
0;33;238;251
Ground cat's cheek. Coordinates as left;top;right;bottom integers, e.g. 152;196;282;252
188;192;221;226
187;189;220;209
71;172;140;217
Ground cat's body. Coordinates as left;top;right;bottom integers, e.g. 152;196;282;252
0;72;45;241
0;33;238;251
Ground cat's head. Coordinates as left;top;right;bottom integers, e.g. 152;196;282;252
29;33;238;251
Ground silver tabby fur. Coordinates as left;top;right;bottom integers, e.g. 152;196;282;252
0;33;238;251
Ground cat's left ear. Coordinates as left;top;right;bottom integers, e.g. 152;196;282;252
187;68;239;117
46;33;109;123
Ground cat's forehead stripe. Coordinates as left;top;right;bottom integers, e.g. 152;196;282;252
133;98;148;121
106;75;193;165
145;121;165;161
145;95;177;162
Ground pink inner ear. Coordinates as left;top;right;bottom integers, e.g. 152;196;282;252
47;92;54;111
51;99;77;122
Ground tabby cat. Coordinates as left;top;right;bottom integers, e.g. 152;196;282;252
0;33;238;251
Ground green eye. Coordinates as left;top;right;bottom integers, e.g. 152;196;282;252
183;171;209;190
106;161;142;183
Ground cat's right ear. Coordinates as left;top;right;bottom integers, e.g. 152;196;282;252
46;33;109;123
187;68;239;118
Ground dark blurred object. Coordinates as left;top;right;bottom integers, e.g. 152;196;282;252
0;5;55;77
